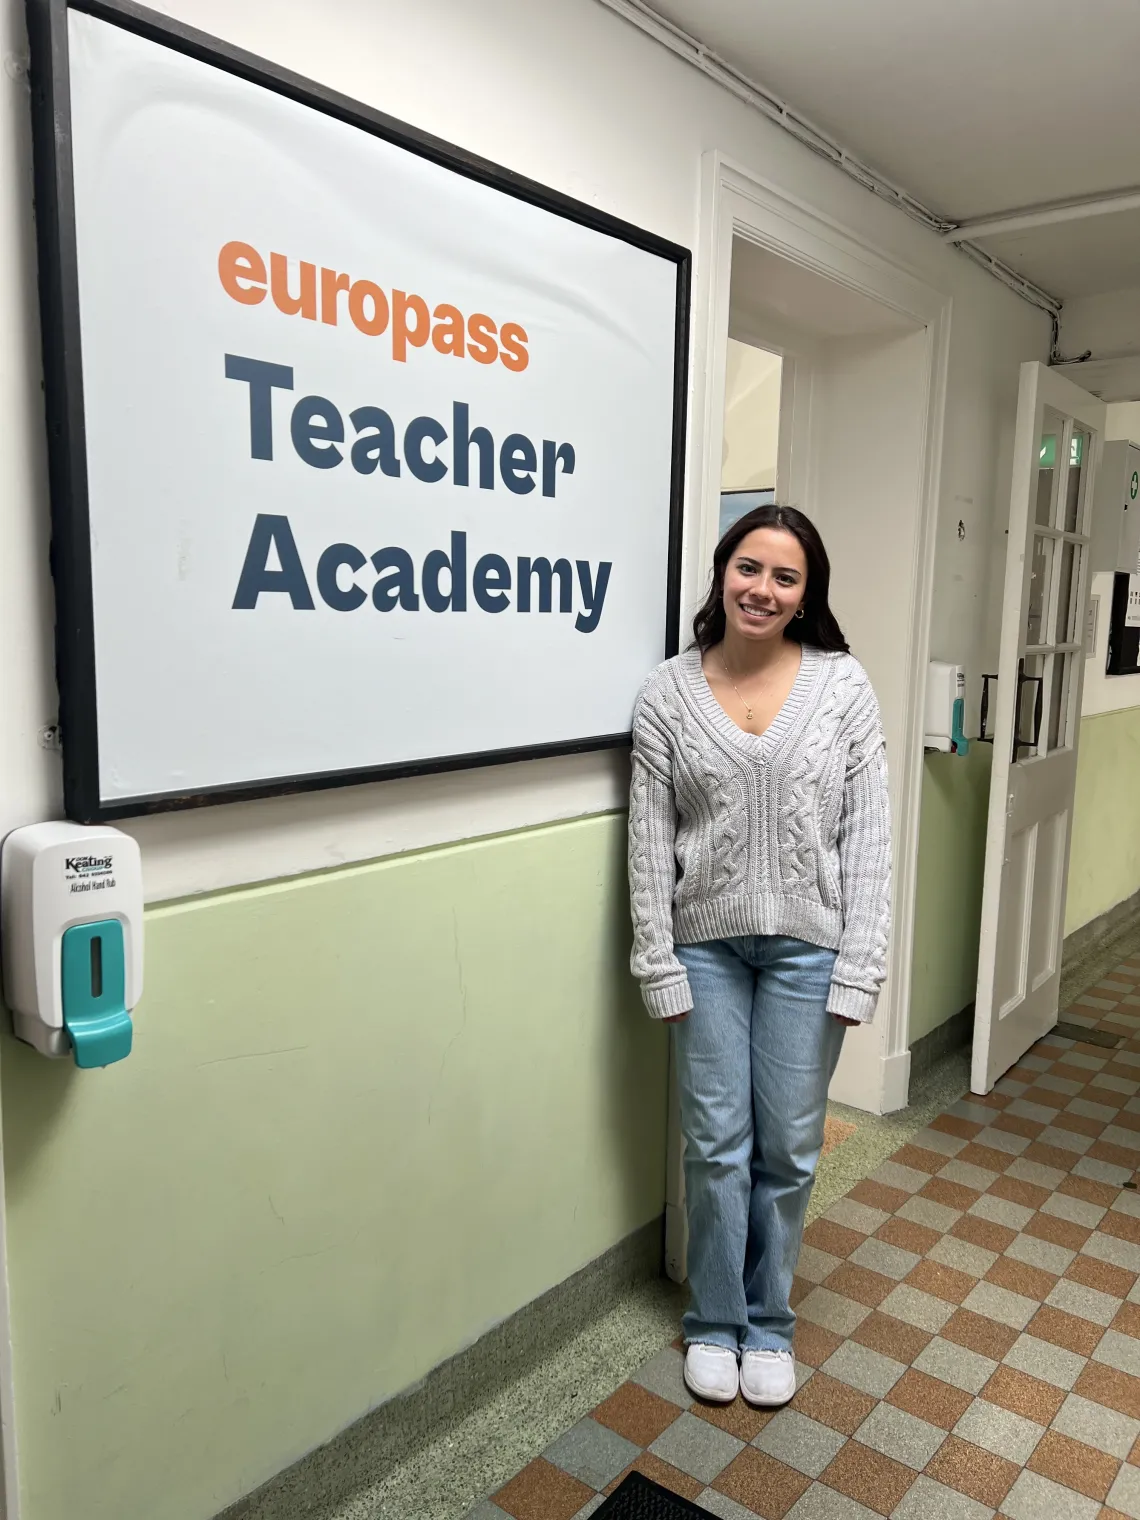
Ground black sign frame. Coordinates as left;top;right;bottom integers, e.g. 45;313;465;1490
25;0;690;821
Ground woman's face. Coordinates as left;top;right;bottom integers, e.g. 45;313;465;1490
721;527;808;645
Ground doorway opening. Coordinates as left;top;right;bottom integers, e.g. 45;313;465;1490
720;337;779;537
688;155;956;1120
721;235;929;1112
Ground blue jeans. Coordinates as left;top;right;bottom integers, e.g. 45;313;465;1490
674;936;845;1353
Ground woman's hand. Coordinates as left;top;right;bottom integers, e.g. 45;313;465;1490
662;1012;690;1024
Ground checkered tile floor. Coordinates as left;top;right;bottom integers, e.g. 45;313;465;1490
466;960;1140;1520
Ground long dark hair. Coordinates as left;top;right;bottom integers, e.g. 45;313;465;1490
691;503;849;654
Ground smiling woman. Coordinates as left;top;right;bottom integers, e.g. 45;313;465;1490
626;502;892;1409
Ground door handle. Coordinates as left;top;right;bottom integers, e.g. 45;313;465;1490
979;674;997;743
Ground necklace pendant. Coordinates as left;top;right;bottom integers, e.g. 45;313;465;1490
746;707;753;721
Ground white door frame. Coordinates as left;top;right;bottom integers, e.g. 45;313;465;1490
665;150;951;1278
689;151;951;1105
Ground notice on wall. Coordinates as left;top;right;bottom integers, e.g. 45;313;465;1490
40;8;686;817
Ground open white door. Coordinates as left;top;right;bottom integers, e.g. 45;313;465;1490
972;362;1105;1094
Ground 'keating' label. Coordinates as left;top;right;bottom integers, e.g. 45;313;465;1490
64;853;116;895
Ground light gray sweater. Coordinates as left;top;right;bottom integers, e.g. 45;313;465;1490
628;645;891;1023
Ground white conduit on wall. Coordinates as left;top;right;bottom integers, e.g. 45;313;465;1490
593;0;1063;318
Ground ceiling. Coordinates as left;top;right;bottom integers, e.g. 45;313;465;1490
979;210;1140;301
650;0;1140;301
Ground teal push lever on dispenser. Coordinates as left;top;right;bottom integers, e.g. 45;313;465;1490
61;918;133;1067
1;823;142;1066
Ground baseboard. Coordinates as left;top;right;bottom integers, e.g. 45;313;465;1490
1060;887;1140;1012
910;1004;973;1085
217;1216;664;1520
880;1048;912;1114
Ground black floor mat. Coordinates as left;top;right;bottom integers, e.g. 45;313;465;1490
593;1471;710;1517
1054;1021;1121;1048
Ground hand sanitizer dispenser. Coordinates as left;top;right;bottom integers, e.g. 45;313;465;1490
1;823;142;1067
925;662;969;755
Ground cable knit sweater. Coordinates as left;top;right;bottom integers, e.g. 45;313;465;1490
628;644;891;1023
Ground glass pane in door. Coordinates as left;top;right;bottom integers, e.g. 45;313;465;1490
1046;654;1071;751
1025;535;1053;646
1065;429;1088;533
1035;431;1057;527
1054;540;1079;643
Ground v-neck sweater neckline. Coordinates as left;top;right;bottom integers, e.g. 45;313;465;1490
679;642;819;754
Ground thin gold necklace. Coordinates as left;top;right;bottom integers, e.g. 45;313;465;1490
720;650;764;723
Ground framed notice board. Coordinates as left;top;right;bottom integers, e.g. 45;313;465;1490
1107;571;1140;676
27;0;689;821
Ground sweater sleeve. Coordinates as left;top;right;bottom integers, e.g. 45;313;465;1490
628;695;694;1020
828;713;892;1023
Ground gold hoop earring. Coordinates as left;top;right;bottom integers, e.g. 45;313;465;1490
795;608;805;620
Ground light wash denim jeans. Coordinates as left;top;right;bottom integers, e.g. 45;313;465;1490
674;935;845;1353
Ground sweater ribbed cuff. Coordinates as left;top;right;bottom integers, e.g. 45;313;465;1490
642;979;694;1020
827;981;878;1023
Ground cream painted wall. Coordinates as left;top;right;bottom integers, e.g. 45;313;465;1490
809;329;928;768
722;338;781;490
1107;402;1140;441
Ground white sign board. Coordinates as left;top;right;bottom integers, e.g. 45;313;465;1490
32;5;687;820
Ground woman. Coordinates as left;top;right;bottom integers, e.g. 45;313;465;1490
628;503;891;1407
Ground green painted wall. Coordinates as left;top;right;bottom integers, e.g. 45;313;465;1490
908;745;993;1043
1066;706;1140;936
1;814;668;1520
908;705;1140;1043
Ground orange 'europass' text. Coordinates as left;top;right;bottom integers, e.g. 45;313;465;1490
218;240;529;373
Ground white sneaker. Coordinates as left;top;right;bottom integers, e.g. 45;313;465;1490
683;1343;740;1403
740;1349;796;1407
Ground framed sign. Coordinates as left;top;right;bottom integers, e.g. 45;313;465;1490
27;0;689;821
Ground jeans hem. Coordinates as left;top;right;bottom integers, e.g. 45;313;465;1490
681;1329;741;1353
742;1333;794;1353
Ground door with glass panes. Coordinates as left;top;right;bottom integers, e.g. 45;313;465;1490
972;362;1105;1093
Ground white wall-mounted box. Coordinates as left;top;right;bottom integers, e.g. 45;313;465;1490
1;823;142;1064
1089;439;1140;575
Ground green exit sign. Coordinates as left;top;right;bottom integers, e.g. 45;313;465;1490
1038;433;1083;469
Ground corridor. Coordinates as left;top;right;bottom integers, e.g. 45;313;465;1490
472;960;1140;1519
